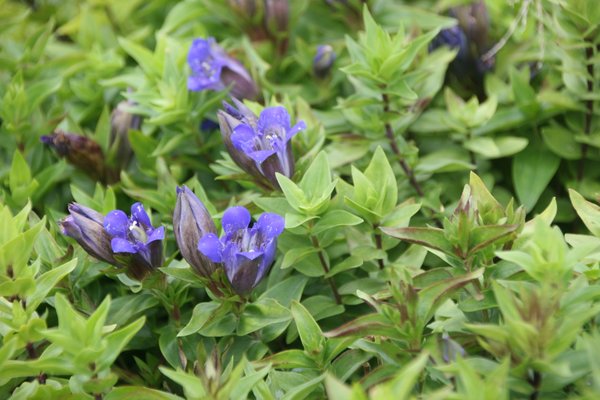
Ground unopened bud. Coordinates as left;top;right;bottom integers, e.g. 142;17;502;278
41;131;112;183
173;186;219;277
264;0;289;36
313;45;336;78
110;100;140;170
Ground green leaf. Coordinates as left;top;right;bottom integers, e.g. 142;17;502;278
95;106;112;153
106;387;183;400
28;259;77;310
99;316;146;369
512;142;560;211
281;247;318;269
119;37;162;78
291;301;325;355
277;174;307;213
280;374;325;400
541;126;581;160
238;298;291;335
299;152;332;200
380;227;455;256
569;189;600;237
363;147;397;217
463;136;528;159
9;150;38;204
417;268;484;324
312;210;363;234
370;352;429;400
159;368;206;400
177;302;221;337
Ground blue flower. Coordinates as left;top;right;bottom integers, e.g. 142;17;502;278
197;206;284;295
187;37;258;100
218;100;306;189
103;203;165;279
313;44;336;78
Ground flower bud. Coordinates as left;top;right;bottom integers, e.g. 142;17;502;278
173;186;219;277
264;0;289;36
60;203;116;265
109;100;140;170
313;45;336;78
41;131;111;183
217;99;306;190
441;333;466;363
198;206;284;295
229;0;258;20
187;37;259;100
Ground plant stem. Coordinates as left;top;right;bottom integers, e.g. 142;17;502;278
466;130;477;170
26;342;47;384
374;231;385;270
381;93;424;197
578;41;595;181
310;235;342;304
529;370;542;400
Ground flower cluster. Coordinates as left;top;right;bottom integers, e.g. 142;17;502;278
63;187;285;296
218;99;306;189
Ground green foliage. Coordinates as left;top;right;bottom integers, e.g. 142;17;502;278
2;0;600;399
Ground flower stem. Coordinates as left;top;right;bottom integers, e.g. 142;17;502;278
528;370;542;400
374;232;385;270
381;93;424;197
578;40;595;181
310;235;342;304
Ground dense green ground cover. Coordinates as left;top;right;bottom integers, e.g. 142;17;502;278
2;0;600;398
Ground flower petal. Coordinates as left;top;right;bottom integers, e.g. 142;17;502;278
231;124;256;150
257;106;291;132
147;226;165;244
198;233;223;263
131;202;152;228
103;210;129;237
237;250;264;261
111;237;136;254
222;206;251;233
247;149;277;165
286;120;306;141
255;213;285;239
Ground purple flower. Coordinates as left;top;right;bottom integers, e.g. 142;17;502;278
103;203;165;279
197;206;284;295
217;99;306;189
187;37;258;100
173;186;219;278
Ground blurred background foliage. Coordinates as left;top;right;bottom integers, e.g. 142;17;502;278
2;0;600;398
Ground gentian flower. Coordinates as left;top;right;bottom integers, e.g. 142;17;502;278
313;44;336;78
198;206;284;295
173;186;219;278
429;1;494;100
60;202;164;280
60;203;116;265
217;99;306;189
103;203;165;280
187;37;259;100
